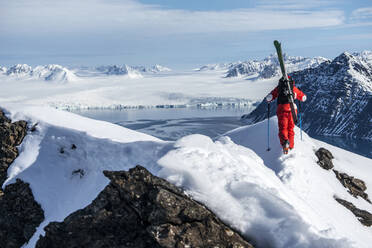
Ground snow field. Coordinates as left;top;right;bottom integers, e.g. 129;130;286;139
2;106;372;248
0;70;277;110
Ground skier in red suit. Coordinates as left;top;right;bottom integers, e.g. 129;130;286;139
266;76;306;154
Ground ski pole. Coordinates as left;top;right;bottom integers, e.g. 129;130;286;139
298;101;302;141
267;102;271;151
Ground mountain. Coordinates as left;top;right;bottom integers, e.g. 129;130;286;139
95;65;143;78
225;54;329;78
3;64;78;82
1;105;371;248
242;51;372;140
134;64;172;73
195;62;236;71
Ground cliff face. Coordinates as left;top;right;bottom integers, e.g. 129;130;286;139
36;166;253;248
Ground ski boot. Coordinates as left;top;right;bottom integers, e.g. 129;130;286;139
282;140;290;154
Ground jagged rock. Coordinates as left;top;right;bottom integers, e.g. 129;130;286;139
335;198;372;226
0;179;45;248
333;170;371;203
0;109;28;186
36;166;253;248
315;147;334;170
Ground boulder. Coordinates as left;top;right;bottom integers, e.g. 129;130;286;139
315;147;334;170
333;170;370;203
36;166;253;248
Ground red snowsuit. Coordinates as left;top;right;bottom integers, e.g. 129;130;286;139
268;80;306;149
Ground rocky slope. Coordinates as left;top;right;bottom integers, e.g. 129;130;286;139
242;51;372;140
0;110;45;248
36;166;253;248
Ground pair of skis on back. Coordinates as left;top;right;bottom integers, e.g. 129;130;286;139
267;41;300;153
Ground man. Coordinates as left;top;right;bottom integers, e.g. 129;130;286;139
266;76;306;154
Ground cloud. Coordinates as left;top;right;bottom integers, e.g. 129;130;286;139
350;7;372;21
0;0;345;36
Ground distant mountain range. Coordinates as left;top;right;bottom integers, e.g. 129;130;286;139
0;64;172;82
242;51;372;140
196;54;329;79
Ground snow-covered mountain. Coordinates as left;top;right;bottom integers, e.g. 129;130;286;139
225;54;329;78
195;62;236;71
243;51;372;140
2;64;78;82
1;105;371;248
134;64;172;73
95;64;143;78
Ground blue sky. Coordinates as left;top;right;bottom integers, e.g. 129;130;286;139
1;0;371;69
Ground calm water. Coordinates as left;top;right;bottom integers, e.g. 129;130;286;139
72;107;372;159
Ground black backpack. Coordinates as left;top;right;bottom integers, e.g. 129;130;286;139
277;77;294;104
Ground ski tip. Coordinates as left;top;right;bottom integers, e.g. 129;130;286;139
274;40;280;46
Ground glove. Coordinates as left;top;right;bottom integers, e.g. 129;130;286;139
302;95;307;102
266;94;273;102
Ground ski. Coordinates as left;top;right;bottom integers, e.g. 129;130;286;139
273;40;298;124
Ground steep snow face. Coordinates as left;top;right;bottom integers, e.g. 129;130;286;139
222;118;372;248
225;54;329;78
244;51;372;140
3;64;77;82
3;105;372;248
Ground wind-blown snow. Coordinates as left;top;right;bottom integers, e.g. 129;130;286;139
2;105;371;248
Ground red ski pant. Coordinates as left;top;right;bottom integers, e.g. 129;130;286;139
277;110;295;149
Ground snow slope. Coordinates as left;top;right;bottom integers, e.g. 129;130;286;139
2;105;372;248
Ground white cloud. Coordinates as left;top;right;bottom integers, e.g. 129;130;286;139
0;0;345;36
350;7;372;21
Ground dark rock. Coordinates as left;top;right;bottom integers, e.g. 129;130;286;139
0;109;28;187
72;169;85;178
0;179;45;248
333;170;371;203
71;144;77;150
30;122;38;132
335;198;372;226
315;148;334;170
36;165;253;248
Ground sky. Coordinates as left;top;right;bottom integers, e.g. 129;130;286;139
0;0;372;69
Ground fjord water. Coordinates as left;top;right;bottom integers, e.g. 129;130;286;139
71;108;372;159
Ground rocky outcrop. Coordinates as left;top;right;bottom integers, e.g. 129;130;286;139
335;198;372;226
0;179;44;248
0;109;27;189
36;166;253;248
333;170;371;203
0;109;45;247
315;148;334;170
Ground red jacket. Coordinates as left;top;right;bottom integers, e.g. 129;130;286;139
269;85;306;112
